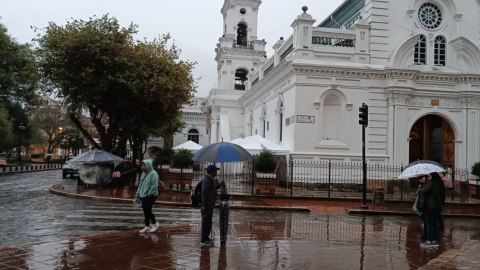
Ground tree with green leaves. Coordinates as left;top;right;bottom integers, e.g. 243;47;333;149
35;15;196;159
0;105;13;151
0;24;40;156
0;25;39;103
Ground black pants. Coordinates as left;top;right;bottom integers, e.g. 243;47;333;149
201;208;214;242
425;208;440;242
142;196;157;227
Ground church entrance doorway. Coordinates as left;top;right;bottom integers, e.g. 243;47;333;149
408;115;455;169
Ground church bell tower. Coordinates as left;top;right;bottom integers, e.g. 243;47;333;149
215;0;266;91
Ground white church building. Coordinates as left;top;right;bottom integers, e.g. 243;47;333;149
199;0;480;170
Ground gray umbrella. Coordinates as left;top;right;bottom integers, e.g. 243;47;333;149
69;149;124;166
405;160;445;170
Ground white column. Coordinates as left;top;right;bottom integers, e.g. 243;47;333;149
393;106;407;166
210;114;219;144
387;104;394;165
467;109;480;168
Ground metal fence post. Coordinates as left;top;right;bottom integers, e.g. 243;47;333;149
251;158;255;195
290;158;294;197
400;178;404;201
328;160;331;198
452;169;455;201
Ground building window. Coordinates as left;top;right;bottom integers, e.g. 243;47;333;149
235;69;248;90
414;35;426;65
187;129;200;144
278;102;284;142
418;3;442;30
249;114;253;136
322;95;342;141
261;107;267;138
434;36;446;66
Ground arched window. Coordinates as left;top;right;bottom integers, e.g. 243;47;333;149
414;35;426;65
235;69;248;90
434;36;446;66
261;106;267;138
248;113;253;136
187;129;200;144
277;99;284;143
236;23;248;47
322;95;342;141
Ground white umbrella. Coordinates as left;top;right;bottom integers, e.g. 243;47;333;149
398;163;446;179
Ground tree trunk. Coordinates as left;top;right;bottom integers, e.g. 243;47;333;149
164;135;174;148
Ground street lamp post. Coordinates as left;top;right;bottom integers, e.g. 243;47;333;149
18;124;26;165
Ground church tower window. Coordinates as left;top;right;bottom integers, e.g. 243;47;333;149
236;22;248;48
234;69;248;90
434;36;446;66
414;35;426;65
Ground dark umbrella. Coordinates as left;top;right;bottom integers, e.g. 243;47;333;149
192;142;253;162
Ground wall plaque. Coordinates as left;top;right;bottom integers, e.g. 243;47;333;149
297;115;315;124
431;99;440;106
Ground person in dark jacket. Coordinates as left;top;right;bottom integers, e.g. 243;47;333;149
417;172;445;247
200;165;224;245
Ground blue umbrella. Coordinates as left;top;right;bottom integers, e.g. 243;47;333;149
192;142;253;163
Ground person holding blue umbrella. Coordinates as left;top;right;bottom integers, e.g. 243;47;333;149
193;141;253;246
200;165;223;245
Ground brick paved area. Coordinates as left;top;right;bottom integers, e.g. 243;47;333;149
1;213;480;269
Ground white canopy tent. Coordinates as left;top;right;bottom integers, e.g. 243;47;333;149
232;135;290;156
228;135;290;175
173;140;203;153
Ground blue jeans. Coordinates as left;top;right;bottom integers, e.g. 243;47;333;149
201;208;214;242
425;208;440;242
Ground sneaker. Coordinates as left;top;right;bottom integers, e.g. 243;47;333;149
139;226;150;234
150;223;159;233
431;241;439;247
420;241;433;248
200;240;214;246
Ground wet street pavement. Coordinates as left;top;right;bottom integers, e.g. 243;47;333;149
2;171;480;269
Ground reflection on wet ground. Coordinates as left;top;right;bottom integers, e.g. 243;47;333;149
1;213;480;269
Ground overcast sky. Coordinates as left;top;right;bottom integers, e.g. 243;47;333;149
2;0;343;97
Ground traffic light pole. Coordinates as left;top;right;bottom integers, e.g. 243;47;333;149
361;124;368;209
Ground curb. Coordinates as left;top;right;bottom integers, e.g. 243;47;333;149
0;168;62;175
347;209;480;219
49;185;310;213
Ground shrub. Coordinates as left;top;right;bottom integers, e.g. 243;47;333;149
157;147;175;165
172;149;194;168
472;161;480;178
254;149;277;173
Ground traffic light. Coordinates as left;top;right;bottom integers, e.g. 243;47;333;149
359;103;368;127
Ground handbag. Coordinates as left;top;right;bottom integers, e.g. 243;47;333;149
133;197;142;209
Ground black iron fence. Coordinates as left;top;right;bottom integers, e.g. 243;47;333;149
156;159;471;202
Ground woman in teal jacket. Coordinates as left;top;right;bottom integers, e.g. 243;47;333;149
136;159;159;233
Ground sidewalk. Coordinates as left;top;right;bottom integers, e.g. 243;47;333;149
0;164;62;174
51;184;480;217
1;215;480;270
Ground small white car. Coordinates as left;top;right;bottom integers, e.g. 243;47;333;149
63;157;79;178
